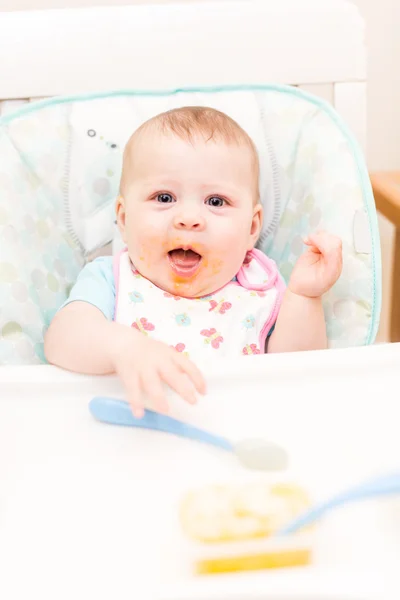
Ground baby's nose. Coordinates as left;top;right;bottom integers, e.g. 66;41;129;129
173;211;205;231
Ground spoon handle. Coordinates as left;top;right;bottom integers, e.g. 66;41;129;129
89;396;233;452
279;471;400;535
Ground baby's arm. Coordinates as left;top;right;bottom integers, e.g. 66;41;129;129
44;257;121;374
267;291;327;353
267;232;342;354
44;301;128;374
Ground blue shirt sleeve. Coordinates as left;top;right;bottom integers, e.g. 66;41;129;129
60;256;115;320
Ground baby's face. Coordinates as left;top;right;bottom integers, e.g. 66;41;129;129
116;132;262;298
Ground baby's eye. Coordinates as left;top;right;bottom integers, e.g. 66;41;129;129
206;196;226;208
157;193;175;203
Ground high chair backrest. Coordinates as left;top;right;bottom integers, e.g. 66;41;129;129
0;0;367;147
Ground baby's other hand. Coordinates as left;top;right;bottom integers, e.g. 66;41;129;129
288;231;343;298
109;327;206;418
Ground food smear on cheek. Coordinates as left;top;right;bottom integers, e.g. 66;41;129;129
137;237;160;268
210;257;223;276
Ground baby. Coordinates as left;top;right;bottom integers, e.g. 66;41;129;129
45;106;342;417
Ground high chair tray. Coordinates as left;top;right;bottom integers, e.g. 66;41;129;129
1;343;400;600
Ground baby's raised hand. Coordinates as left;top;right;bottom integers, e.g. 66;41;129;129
288;231;343;298
109;326;206;418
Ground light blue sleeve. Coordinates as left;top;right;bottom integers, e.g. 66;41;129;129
61;256;116;320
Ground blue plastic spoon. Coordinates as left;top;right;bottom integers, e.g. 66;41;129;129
278;471;400;535
89;396;288;472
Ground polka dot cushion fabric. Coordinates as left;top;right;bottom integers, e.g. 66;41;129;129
0;103;83;363
0;86;380;363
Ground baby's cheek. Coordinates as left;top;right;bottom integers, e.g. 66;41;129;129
209;257;224;277
137;239;159;266
131;222;162;262
212;238;247;278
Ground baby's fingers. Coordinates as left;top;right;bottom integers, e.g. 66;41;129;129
303;237;321;253
305;231;342;256
140;368;169;414
159;362;198;406
175;353;206;396
120;371;144;419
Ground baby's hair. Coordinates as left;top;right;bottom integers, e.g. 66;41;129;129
120;106;259;199
147;106;255;148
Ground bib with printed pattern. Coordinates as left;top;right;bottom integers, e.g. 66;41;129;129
114;248;285;364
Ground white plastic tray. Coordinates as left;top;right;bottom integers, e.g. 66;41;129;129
1;344;400;599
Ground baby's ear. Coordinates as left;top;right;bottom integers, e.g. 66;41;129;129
248;202;263;249
115;195;127;242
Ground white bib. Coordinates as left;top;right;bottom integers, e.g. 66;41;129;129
114;249;285;365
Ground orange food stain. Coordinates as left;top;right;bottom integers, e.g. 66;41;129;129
141;237;226;294
170;257;209;290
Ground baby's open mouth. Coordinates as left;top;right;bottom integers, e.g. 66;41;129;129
168;248;202;277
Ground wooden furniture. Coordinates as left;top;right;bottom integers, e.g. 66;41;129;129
370;171;400;342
